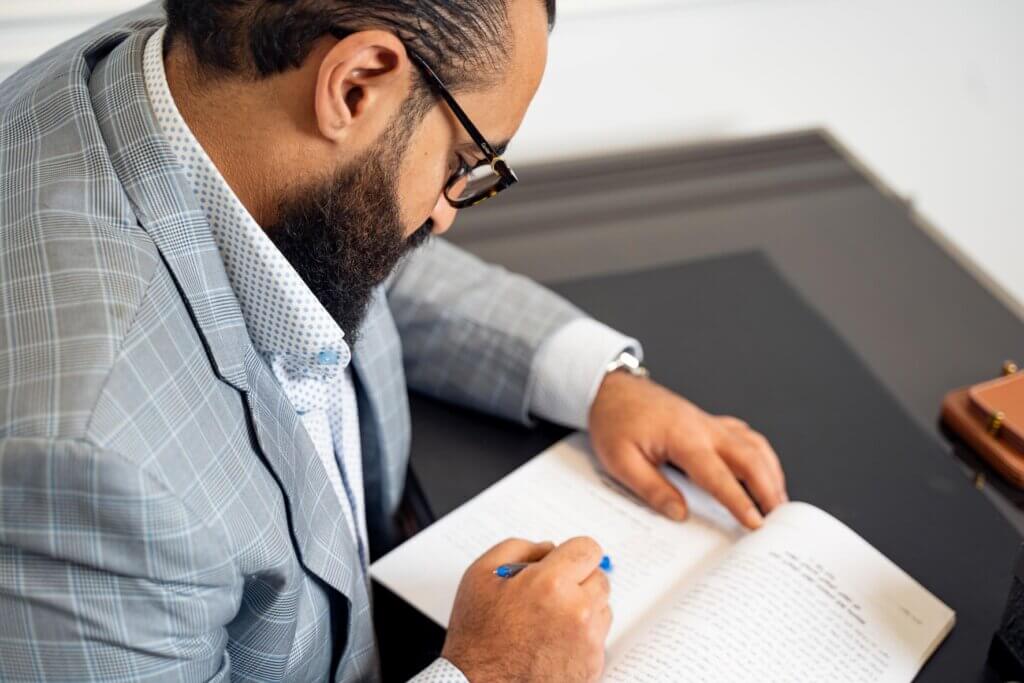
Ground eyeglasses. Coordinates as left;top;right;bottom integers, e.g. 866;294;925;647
406;50;518;209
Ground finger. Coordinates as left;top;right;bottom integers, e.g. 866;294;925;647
720;434;784;513
581;568;611;607
683;451;764;529
722;423;788;504
586;607;613;682
747;431;788;504
539;536;605;584
601;441;688;521
758;435;789;502
476;538;555;568
718;416;749;431
594;605;613;640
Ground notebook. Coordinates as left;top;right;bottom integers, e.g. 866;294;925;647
371;434;955;681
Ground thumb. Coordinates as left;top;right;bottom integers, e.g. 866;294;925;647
601;441;688;521
476;538;555;567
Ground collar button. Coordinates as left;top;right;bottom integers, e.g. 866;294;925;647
317;349;340;366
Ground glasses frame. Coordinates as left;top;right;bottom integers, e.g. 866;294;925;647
405;50;518;209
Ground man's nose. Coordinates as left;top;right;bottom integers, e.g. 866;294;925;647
429;193;459;235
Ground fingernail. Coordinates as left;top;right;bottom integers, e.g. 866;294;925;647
744;507;764;529
663;502;687;521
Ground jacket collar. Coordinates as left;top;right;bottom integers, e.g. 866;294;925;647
140;27;354;389
89;27;251;392
88;27;366;606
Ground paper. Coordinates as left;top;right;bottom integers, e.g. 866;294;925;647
371;433;742;644
604;504;954;682
371;435;954;682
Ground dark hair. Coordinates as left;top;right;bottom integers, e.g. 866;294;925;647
165;0;556;90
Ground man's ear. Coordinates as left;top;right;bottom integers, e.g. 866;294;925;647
314;30;410;144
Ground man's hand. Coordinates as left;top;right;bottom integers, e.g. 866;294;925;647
442;537;612;683
589;372;787;529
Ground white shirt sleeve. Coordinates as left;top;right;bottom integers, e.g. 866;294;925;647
409;657;470;682
528;318;643;430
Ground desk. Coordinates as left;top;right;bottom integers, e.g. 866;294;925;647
398;131;1024;681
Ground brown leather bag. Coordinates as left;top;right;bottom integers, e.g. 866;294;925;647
943;364;1024;488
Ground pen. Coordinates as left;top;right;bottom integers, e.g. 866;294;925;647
495;554;613;579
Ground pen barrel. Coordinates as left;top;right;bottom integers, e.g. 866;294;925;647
494;563;529;579
494;555;612;579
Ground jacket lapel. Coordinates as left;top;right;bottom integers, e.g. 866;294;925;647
88;28;364;606
242;347;361;602
352;287;412;528
89;25;249;393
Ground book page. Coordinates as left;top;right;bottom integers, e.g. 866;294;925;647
370;433;744;646
604;503;955;682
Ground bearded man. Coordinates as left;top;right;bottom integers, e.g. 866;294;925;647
0;1;787;680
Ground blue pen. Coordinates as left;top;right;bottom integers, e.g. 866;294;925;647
495;554;613;579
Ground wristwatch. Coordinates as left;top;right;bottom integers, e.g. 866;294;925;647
605;350;650;380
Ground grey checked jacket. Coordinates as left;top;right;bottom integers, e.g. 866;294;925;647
0;4;583;681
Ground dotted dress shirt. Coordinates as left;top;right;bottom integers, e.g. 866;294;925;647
143;29;370;558
143;26;639;681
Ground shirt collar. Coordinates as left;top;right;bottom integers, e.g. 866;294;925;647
142;27;350;382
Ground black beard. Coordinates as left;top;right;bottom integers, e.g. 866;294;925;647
266;142;432;341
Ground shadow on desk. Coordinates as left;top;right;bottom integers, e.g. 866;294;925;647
374;581;446;682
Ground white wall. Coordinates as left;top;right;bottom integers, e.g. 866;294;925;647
2;0;1022;308
516;0;1024;308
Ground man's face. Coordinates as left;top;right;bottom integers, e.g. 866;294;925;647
268;0;550;338
391;0;550;240
265;119;431;339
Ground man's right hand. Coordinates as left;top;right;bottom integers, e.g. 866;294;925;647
441;537;612;682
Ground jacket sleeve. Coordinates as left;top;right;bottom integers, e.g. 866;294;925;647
386;238;585;425
0;437;239;682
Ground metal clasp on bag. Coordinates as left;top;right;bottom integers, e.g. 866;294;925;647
989;411;1006;438
988;360;1021;439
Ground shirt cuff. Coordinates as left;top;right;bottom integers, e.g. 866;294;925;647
409;658;469;682
528;318;643;430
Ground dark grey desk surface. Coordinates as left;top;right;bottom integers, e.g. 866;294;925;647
441;129;1024;532
403;130;1024;680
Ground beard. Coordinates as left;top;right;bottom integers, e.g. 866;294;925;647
266;129;433;341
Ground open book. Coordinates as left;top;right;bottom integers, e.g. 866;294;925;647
371;434;954;681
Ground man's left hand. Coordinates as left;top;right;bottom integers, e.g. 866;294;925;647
588;372;787;530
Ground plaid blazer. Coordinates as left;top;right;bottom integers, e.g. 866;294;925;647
0;5;582;682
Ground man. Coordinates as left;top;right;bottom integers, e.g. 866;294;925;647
0;0;787;680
